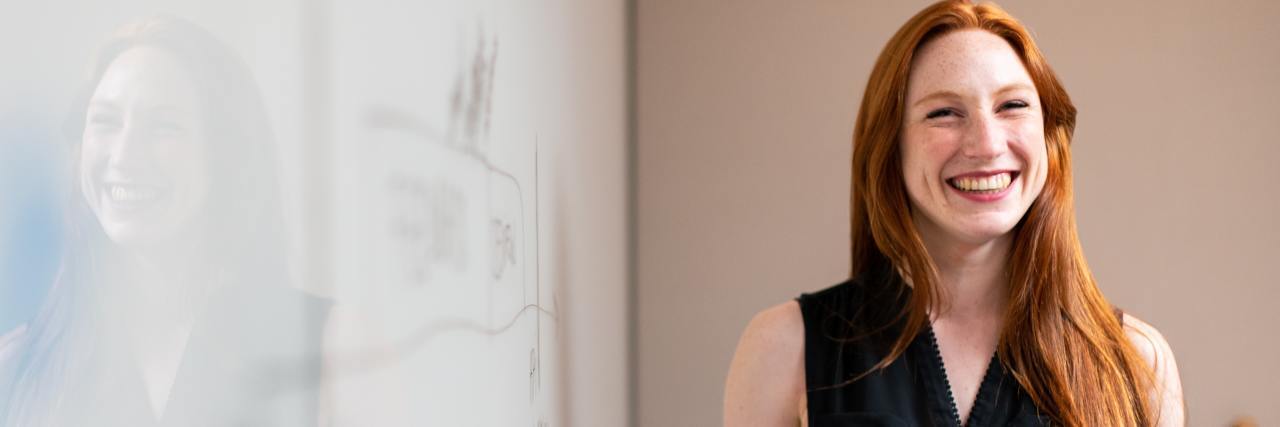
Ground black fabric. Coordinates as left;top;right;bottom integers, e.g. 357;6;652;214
0;282;330;426
797;259;1053;426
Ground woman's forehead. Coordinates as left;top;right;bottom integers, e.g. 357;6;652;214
90;46;201;115
905;29;1036;102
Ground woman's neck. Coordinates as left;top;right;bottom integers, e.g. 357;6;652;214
110;246;218;420
116;247;212;318
914;224;1013;322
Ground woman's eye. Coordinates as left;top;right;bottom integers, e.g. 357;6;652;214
925;108;955;119
999;100;1029;111
87;113;121;129
151;121;186;136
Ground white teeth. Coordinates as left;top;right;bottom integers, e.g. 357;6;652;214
109;185;159;202
950;172;1012;192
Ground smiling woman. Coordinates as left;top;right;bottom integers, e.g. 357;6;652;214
724;1;1184;426
901;30;1047;256
0;16;329;426
80;45;211;250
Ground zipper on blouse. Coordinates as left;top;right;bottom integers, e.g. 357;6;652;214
925;324;997;427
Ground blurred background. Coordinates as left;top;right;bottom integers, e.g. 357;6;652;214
1;0;1276;426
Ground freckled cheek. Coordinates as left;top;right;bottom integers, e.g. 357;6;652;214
918;141;959;191
78;144;107;184
1007;128;1048;195
77;146;107;210
168;144;211;204
150;138;191;165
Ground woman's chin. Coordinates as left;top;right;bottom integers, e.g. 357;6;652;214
98;216;185;252
946;218;1021;246
101;221;158;249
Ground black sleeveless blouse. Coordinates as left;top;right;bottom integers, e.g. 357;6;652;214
797;259;1059;426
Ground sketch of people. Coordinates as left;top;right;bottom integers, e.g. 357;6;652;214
0;15;329;426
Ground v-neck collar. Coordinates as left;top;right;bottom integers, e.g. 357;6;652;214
921;323;1002;427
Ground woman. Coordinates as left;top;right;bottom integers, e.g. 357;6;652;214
724;1;1184;426
0;16;329;426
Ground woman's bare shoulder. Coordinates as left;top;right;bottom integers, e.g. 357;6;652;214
1120;312;1180;379
736;301;805;360
1120;312;1186;426
724;300;806;427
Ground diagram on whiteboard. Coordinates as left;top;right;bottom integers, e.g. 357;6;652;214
318;4;561;425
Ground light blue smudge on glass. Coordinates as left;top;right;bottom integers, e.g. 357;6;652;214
0;110;65;333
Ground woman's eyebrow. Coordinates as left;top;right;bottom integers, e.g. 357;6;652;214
995;83;1036;97
911;90;962;108
911;83;1036;108
144;105;189;116
87;100;122;112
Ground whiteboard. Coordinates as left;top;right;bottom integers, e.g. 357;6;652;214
306;1;628;426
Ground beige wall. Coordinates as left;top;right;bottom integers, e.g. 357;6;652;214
637;1;1280;426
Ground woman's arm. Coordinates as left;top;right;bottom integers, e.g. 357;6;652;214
724;301;806;427
1121;313;1186;427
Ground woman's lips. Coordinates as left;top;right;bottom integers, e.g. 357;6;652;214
102;182;170;212
946;171;1018;202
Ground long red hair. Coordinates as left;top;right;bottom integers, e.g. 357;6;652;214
848;1;1156;425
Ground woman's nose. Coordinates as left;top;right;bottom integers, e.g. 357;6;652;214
107;121;152;170
960;113;1009;159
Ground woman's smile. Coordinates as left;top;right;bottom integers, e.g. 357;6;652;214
80;46;210;249
945;170;1019;203
102;180;173;213
899;29;1047;244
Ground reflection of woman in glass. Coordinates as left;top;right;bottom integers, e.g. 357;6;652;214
725;1;1183;426
0;16;328;426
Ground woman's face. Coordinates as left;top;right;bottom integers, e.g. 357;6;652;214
900;29;1048;247
80;46;209;250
